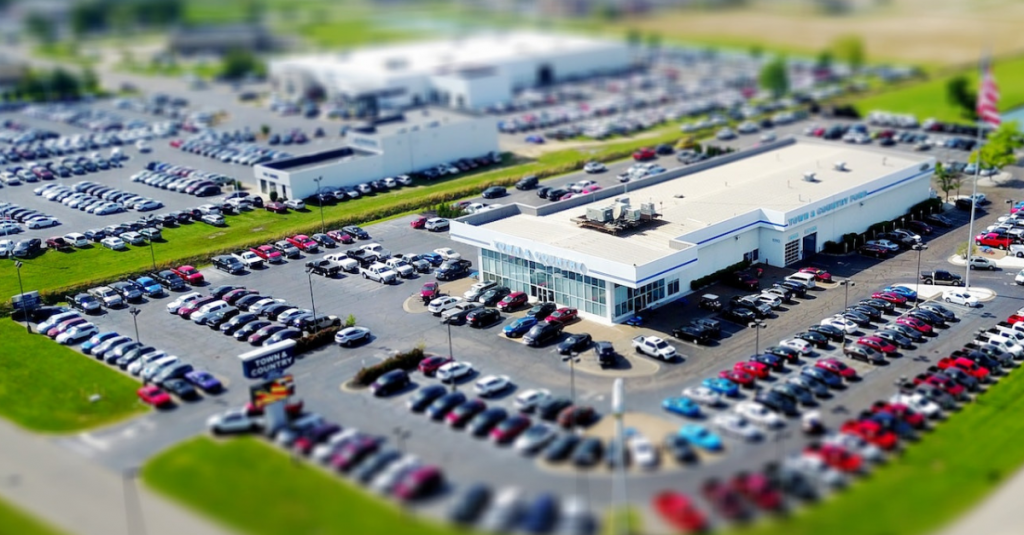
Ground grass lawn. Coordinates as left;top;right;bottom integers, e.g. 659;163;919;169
0;319;145;432
143;436;462;535
851;55;1024;123
0;496;67;535
0;127;692;301
738;359;1024;535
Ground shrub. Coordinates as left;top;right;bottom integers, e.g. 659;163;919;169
689;259;752;291
269;190;278;202
822;240;845;254
294;326;340;353
353;347;426;386
344;314;356;328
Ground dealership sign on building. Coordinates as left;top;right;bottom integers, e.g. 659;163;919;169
492;241;588;274
238;340;296;379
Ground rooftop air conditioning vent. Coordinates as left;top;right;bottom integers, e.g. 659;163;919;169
834;161;848;171
803;171;817;182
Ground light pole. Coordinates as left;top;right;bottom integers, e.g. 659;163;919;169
748;319;766;355
446;320;456;393
912;244;928;310
314;176;325;235
147;236;156;271
839;280;855;350
304;268;318;333
129;307;141;343
14;260;29;333
392;426;410;455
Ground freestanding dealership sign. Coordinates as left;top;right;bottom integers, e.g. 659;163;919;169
238;340;296;379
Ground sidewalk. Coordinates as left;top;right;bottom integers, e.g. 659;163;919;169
936;465;1024;535
0;419;232;535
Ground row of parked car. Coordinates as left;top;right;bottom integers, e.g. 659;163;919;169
171;130;293;167
0;202;59;233
35;181;163;215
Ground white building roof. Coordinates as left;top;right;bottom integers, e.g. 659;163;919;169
479;141;931;265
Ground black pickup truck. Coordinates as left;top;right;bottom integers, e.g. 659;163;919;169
920;270;963;286
150;269;187;291
305;259;342;277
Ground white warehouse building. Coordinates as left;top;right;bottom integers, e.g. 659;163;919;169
253;108;498;200
451;138;936;324
269;32;632;110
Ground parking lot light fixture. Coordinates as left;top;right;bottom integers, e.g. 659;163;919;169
912;244;928;309
14;260;29;333
129;307;141;344
314;176;325;235
147;236;156;272
748;319;767;355
393;426;410;455
839;280;855;350
304;268;318;333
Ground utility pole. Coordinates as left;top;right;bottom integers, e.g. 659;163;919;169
913;244;928;310
129;307;141;343
749;319;766;355
14;260;29;333
305;268;318;332
314;176;325;235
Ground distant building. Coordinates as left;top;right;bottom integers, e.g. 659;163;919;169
269;32;631;111
168;24;274;56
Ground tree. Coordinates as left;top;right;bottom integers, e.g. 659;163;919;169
946;75;977;122
25;12;55;45
969;121;1024;170
815;50;833;70
80;67;99;94
934;162;961;201
219;48;264;81
759;57;789;98
260;124;270;137
49;68;80;99
832;35;865;71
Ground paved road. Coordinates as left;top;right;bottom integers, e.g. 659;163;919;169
0;418;232;535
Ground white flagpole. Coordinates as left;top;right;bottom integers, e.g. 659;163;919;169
965;125;983;291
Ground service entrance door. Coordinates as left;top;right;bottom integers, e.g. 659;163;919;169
802;233;817;260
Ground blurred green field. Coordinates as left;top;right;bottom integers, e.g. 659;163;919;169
0;496;67;535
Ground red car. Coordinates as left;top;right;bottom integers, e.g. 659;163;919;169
937;357;990;381
393;465;444;500
975;233;1012;250
445;399;486;428
178;296;215;319
632;147;656;161
896;315;932;333
169;139;183;148
1007;314;1024;325
718;369;756;388
733;361;770;380
264;201;288;214
730;472;783;511
907;220;933;235
857;336;897;355
872;291;907;305
410;216;428;229
137;385;173;407
545;307;578;325
815;358;857;379
870;401;925;429
804;443;862;473
653;491;708;533
46;236;70;250
48;317;87;338
421;282;439;302
841;420;898;450
914;373;964;398
490;415;531;444
250;245;284;263
287;234;319;252
497;291;528;311
417;355;449;376
172;265;205;285
799;267;833;282
859;244;890;258
326;230;355;244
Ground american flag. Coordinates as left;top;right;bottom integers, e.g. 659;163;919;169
977;58;1001;127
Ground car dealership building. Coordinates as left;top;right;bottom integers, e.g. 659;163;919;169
451;138;935;324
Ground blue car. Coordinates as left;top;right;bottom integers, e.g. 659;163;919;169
81;331;119;355
184;370;223;392
662;396;700;418
678;424;722;451
883;285;917;301
504;316;538;338
135;276;163;297
421;252;444;266
701;377;740;397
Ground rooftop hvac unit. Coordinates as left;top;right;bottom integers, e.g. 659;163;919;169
639;202;656;216
615;197;631;205
612;202;628;220
625;208;641;222
586;207;613;223
834;161;848;171
803;171;817;182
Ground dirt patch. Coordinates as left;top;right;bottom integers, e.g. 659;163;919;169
207;232;226;240
251;226;266;233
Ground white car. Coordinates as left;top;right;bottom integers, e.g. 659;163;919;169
63;233;89;248
136;140;151;152
514;389;551;412
311;428;360;463
284;199;305;210
755;293;783;310
437;361;473;383
425;218;449;232
435;247;461;261
865;239;900;252
464;281;497;301
56;323;98;345
890;392;942;418
0;239;13;257
233;251;265;268
192;301;229;325
26;216;59;229
248;297;286;315
428;296;463;315
207;409;263;434
570;180;597;193
779;338;813;355
821;315;858;334
100;236;126;250
121;231;145;246
734;401;783;428
335;326;372;346
141;356;179;382
0;222;21;235
627;435;659;469
166;292;202;314
943;289;979;307
786;454;847;488
514;424;557;454
681;386;722;407
474;375;511;397
712;413;762;441
824;432;884;463
583;162;606;173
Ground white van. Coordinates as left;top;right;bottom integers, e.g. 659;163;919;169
785;272;817;289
